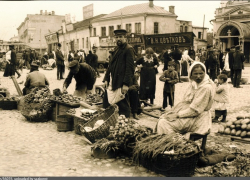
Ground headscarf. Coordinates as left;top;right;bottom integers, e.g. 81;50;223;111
184;61;214;102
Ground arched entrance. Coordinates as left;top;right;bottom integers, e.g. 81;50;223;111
215;20;250;62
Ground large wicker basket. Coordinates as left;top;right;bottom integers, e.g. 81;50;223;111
138;142;201;177
78;105;119;143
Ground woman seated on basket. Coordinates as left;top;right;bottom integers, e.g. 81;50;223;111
154;62;214;139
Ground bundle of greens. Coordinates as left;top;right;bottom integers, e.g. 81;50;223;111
92;138;122;154
132;133;200;163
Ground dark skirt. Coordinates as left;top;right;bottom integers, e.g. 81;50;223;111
181;61;188;76
139;67;156;100
3;63;15;77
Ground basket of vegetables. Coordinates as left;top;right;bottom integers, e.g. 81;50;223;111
21;87;54;122
133;133;201;177
78;104;119;143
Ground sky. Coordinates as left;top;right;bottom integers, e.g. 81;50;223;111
0;0;221;41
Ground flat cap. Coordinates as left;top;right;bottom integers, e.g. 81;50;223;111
235;45;241;49
231;45;235;49
80;49;84;52
174;44;179;47
57;43;62;47
113;29;127;35
68;60;79;68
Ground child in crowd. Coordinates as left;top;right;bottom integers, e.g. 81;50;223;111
159;61;179;111
212;74;230;123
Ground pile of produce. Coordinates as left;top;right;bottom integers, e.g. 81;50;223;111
50;93;83;105
67;108;76;115
132;133;200;163
109;115;153;144
0;95;19;101
218;115;250;138
85;94;103;105
80;109;98;120
24;87;50;103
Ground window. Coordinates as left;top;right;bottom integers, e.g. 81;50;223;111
126;24;132;33
93;28;96;36
86;37;88;48
135;23;141;34
180;26;183;33
82;38;84;48
109;26;114;36
101;27;106;37
198;32;202;39
117;25;121;30
154;22;158;34
185;26;188;32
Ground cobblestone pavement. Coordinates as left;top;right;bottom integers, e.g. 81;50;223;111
1;64;250;176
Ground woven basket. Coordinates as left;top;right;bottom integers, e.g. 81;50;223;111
74;116;88;135
138;144;201;177
78;105;119;143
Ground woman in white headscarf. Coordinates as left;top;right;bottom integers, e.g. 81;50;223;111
181;49;194;76
155;62;214;139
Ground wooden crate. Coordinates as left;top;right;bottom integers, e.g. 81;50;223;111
0;100;17;110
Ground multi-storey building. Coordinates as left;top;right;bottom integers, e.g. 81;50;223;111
211;0;250;62
192;26;209;51
17;10;65;55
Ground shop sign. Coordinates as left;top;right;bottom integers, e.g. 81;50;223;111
45;33;58;44
127;37;143;44
145;33;193;45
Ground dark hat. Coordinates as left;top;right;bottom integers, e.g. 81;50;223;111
230;45;235;49
225;48;230;52
68;60;79;68
57;43;62;47
113;29;127;36
30;61;39;67
80;49;84;52
168;61;175;66
235;45;241;50
174;44;179;47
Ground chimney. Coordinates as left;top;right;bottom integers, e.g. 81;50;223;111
169;6;175;14
45;10;47;15
52;11;55;15
149;0;154;7
40;10;43;15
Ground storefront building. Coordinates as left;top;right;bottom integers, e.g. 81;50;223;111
212;0;250;62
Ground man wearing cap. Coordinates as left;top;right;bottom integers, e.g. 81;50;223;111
228;46;236;83
102;29;135;118
55;43;65;80
206;49;218;81
232;45;245;88
170;44;182;82
90;49;100;77
23;61;49;95
63;60;97;99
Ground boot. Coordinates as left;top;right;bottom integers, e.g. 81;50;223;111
133;113;139;120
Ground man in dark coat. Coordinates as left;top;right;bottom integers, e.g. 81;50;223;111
171;44;182;82
232;45;245;88
188;46;196;60
91;49;100;77
228;46;235;83
63;60;96;99
206;49;218;81
103;29;135;118
55;43;65;80
163;49;172;71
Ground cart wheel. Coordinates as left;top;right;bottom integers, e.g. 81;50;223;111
95;85;105;98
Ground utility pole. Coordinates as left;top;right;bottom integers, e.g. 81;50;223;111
202;14;205;40
40;29;41;55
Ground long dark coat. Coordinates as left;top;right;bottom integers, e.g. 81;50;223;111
136;56;158;100
103;42;135;91
233;50;245;70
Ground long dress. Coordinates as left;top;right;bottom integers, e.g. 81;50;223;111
181;51;193;76
155;64;214;137
136;56;159;100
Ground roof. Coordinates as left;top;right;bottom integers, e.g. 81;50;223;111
192;26;209;29
73;14;106;29
100;3;176;19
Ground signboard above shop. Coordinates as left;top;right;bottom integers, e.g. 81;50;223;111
82;4;93;20
144;32;195;46
45;33;58;44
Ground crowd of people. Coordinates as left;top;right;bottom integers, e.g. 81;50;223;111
1;28;246;139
